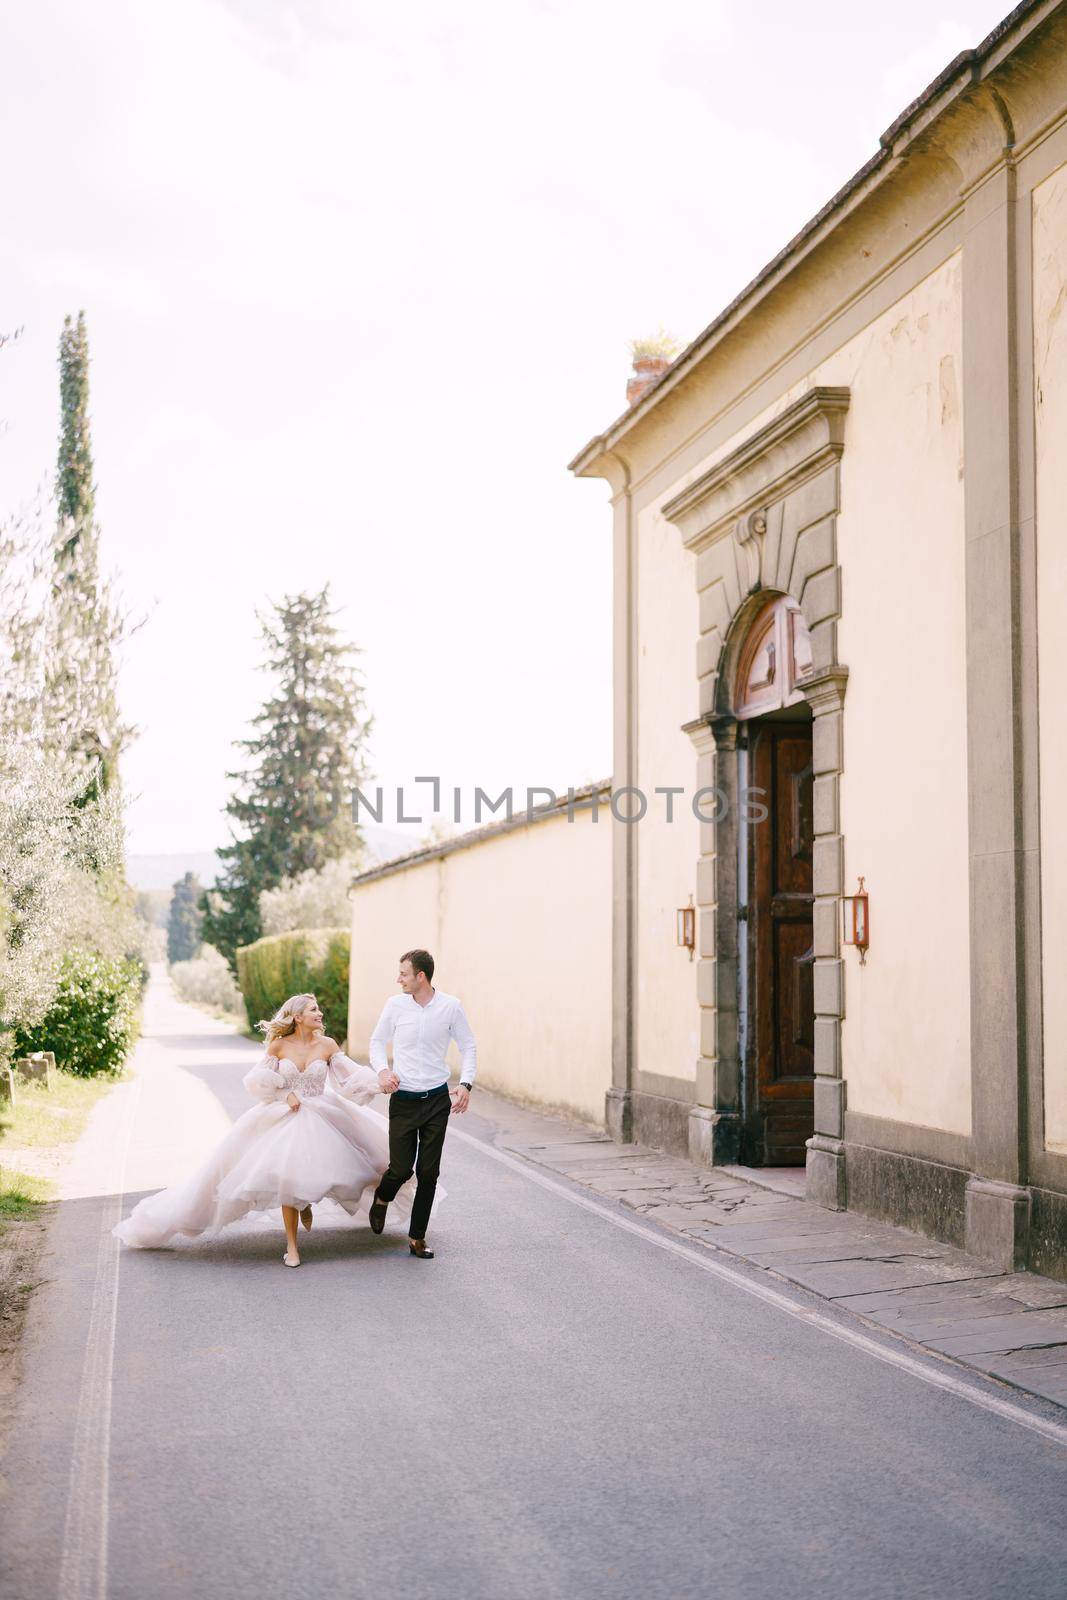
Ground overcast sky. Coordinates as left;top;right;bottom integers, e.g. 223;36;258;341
1;0;1009;855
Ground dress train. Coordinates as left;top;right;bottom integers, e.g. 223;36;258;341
114;1051;427;1248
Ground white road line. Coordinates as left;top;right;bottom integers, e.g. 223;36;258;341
57;1075;142;1600
453;1128;1067;1452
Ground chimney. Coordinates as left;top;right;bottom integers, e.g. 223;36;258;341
626;353;672;408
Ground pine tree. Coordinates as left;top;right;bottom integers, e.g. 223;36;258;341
201;587;373;970
167;872;203;964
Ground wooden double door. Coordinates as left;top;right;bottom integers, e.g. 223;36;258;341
741;721;815;1166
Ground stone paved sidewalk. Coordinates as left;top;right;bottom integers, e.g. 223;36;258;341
471;1092;1067;1410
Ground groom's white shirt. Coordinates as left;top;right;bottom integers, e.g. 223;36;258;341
369;989;477;1092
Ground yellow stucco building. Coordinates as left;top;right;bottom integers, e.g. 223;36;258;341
568;0;1067;1276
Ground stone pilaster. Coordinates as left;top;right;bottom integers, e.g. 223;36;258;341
803;665;849;1209
685;713;741;1166
960;147;1031;1266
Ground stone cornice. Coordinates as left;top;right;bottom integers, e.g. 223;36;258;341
568;1;1062;486
681;715;716;755
661;387;850;553
682;713;742;754
800;665;850;714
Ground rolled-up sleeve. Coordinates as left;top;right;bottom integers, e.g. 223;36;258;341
243;1057;287;1103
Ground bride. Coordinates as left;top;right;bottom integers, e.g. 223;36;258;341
114;992;419;1267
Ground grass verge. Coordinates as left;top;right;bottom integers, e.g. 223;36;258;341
0;1068;123;1153
0;1168;51;1219
0;1069;123;1234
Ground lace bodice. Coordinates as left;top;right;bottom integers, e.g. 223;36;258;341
277;1058;329;1099
242;1049;379;1109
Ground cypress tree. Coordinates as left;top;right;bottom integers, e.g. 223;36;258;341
48;310;129;800
167;872;204;964
201;586;372;970
56;311;95;558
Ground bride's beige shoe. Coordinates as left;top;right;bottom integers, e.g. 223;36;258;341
300;1206;313;1231
283;1248;301;1268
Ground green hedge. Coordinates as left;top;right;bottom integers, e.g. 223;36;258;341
15;948;142;1077
235;928;350;1041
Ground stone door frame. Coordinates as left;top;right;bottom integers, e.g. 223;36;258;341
662;386;851;1205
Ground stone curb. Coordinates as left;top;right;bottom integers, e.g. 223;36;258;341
475;1101;1067;1412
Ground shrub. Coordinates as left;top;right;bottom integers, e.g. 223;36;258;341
236;928;349;1041
170;946;244;1019
126;948;151;995
259;857;360;937
14;947;141;1077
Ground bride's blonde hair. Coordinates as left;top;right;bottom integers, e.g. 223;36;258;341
258;993;317;1043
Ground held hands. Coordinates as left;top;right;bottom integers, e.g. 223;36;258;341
451;1086;470;1115
286;1092;300;1113
378;1069;400;1094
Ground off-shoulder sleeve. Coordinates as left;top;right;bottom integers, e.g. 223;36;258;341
328;1051;379;1106
243;1056;288;1103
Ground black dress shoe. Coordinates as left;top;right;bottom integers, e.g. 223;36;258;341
369;1197;388;1235
408;1239;435;1259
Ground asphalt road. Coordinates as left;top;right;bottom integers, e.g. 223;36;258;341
2;977;1066;1600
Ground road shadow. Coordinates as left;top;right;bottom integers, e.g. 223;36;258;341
149;1032;254;1059
113;1189;413;1267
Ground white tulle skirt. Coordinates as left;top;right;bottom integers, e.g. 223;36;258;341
114;1093;421;1249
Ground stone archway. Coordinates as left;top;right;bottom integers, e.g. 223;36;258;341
662;387;851;1207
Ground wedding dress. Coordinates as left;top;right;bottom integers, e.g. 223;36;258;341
114;1051;422;1248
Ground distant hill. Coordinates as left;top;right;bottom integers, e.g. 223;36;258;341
127;852;221;892
127;827;418;894
362;824;422;865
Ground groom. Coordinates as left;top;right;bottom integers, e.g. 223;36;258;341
368;948;477;1259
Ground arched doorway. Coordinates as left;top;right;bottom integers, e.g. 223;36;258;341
734;595;815;1166
667;387;850;1198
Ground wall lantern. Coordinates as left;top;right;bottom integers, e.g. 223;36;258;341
677;895;696;960
842;876;870;964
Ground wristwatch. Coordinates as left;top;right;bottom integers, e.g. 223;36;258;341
460;1081;473;1092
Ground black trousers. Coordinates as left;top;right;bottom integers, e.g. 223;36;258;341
375;1087;451;1240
